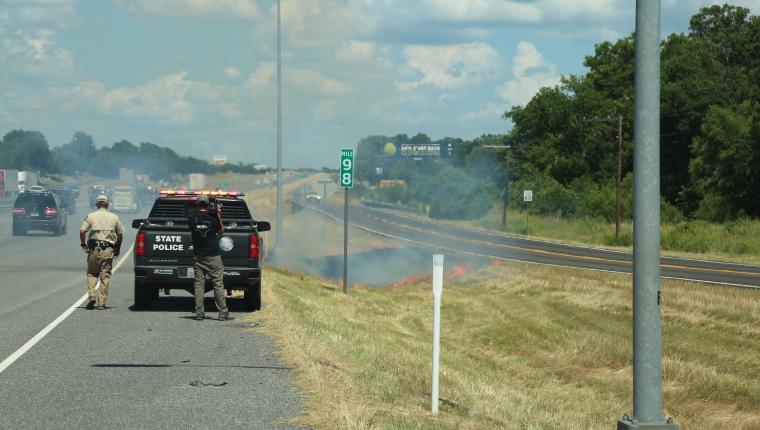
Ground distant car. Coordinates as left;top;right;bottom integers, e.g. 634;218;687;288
50;187;79;215
12;191;68;236
110;186;140;213
305;191;322;205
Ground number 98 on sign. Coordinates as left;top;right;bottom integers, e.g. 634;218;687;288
340;148;354;188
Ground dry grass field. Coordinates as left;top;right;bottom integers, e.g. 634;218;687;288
249;262;760;430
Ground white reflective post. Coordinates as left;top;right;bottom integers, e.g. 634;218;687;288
431;254;444;413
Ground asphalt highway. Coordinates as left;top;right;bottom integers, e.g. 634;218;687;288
316;202;760;289
0;200;304;429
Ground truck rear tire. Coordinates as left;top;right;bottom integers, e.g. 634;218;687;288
134;281;155;309
243;282;262;311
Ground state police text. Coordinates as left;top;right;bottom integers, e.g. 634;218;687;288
153;235;184;251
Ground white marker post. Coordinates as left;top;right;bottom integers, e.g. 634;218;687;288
431;254;444;413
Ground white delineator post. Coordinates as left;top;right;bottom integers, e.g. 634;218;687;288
431;254;444;413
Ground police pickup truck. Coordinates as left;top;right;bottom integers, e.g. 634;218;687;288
131;190;270;310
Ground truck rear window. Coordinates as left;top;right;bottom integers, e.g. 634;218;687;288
148;198;252;220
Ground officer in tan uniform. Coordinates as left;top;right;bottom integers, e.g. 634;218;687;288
79;194;125;310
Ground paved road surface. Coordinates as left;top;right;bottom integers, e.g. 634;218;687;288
0;200;304;429
315;202;760;289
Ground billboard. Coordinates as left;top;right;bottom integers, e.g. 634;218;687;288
400;143;441;157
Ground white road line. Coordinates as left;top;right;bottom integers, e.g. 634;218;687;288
0;243;134;375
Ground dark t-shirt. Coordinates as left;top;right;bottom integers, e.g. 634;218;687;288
189;212;221;256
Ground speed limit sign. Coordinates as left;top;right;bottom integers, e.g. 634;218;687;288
523;190;533;202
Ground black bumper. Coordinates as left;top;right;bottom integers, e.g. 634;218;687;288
134;265;260;288
14;219;57;230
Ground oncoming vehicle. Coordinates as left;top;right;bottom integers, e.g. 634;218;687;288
305;190;322;205
110;186;139;213
131;190;270;310
11;191;68;236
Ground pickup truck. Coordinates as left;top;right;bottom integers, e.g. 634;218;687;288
131;191;270;310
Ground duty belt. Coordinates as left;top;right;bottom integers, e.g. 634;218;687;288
87;239;114;250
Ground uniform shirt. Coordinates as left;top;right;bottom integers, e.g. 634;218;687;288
80;208;125;244
189;212;221;257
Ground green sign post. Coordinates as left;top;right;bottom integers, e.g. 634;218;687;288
340;148;354;294
340;148;354;188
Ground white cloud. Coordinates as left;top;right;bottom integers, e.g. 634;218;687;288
497;41;561;108
118;0;260;20
0;0;80;29
63;71;198;124
246;63;276;87
336;40;376;62
364;0;629;29
288;68;350;96
397;42;501;90
1;28;74;76
245;63;349;96
223;66;241;78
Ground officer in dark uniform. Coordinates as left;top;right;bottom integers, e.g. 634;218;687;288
189;194;233;321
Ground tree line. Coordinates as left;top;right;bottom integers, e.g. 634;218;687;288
358;4;760;223
0;130;269;180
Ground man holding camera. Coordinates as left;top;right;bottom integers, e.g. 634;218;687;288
189;194;234;321
80;194;124;310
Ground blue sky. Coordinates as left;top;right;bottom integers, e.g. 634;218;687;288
1;0;758;168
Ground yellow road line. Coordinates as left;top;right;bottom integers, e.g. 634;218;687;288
372;215;760;278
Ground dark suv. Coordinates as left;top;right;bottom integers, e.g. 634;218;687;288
131;191;270;310
12;191;68;236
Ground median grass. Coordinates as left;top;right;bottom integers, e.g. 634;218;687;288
469;207;760;264
250;262;760;429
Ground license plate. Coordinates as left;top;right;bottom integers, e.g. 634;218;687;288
179;267;195;279
31;212;39;217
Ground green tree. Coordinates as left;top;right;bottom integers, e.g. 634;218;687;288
687;102;760;220
54;131;96;174
0;130;54;172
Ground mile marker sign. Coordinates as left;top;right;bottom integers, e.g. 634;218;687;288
340;148;354;188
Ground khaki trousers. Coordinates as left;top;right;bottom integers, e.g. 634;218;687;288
193;255;228;314
87;247;114;305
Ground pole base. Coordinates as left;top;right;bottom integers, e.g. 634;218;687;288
617;416;679;430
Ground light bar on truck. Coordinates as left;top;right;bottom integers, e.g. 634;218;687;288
159;189;244;197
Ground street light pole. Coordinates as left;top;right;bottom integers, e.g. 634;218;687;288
618;1;678;428
275;0;283;246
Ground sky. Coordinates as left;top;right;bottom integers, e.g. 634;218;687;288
1;0;759;168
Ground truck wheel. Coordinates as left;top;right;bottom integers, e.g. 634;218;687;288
243;281;262;311
134;281;155;309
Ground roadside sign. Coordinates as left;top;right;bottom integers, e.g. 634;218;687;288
340;148;354;188
523;190;533;202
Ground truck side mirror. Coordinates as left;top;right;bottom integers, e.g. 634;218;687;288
132;219;145;229
256;221;271;232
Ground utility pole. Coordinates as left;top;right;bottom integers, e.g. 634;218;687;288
275;0;283;246
482;145;511;228
583;114;624;239
618;1;678;429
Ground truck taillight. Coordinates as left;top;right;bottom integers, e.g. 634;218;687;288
249;234;260;259
44;207;58;216
12;208;25;215
136;232;145;256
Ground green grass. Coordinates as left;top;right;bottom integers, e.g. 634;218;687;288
253;263;760;429
470;207;760;263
